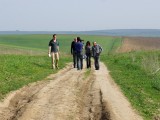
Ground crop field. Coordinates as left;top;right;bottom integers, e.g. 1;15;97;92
0;34;121;55
119;37;160;52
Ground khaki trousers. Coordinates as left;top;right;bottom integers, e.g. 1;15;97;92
51;52;59;68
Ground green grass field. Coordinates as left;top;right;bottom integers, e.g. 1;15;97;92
0;34;121;54
0;54;71;99
102;51;160;120
0;34;159;120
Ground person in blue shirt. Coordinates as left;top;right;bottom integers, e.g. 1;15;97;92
75;37;83;70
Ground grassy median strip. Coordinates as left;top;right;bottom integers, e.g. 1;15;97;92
101;51;160;120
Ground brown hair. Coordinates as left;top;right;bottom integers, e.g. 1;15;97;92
53;34;57;37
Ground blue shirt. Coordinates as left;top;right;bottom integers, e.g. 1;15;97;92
75;42;83;53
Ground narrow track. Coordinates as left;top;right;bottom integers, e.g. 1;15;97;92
0;63;143;120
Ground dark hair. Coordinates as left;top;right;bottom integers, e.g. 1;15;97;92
53;34;56;37
86;41;91;46
77;37;81;42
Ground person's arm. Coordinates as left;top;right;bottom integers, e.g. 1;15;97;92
48;40;51;57
48;46;51;53
99;45;103;53
57;41;60;54
71;42;73;54
90;46;92;56
57;46;59;52
91;47;94;57
48;46;51;57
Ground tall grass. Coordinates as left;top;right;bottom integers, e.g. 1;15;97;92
141;53;160;75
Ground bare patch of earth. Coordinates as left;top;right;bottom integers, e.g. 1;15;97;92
118;37;160;52
0;63;143;120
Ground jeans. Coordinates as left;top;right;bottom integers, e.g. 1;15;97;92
94;54;100;70
86;54;91;68
77;52;83;70
72;51;77;68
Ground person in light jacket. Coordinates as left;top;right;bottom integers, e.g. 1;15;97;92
92;42;103;70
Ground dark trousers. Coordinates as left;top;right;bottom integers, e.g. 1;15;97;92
86;54;91;68
77;52;83;70
72;51;77;68
94;55;100;70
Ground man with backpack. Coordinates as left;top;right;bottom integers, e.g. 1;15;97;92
92;42;103;70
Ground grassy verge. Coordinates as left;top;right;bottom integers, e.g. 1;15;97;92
101;51;160;120
0;54;71;99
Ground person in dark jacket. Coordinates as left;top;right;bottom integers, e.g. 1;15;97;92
71;38;77;68
85;41;92;68
92;42;103;70
75;37;83;70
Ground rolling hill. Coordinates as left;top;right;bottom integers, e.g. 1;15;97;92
0;29;160;37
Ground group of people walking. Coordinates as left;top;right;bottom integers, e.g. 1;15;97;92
48;34;103;70
71;37;103;70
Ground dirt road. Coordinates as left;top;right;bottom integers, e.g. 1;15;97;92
0;62;143;120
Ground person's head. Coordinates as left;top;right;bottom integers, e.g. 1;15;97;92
53;34;57;40
86;41;91;46
93;42;97;46
74;38;77;42
77;37;81;42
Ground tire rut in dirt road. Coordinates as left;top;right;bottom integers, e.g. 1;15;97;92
13;66;88;120
0;64;78;120
94;62;143;120
0;64;97;120
80;67;110;120
0;62;143;120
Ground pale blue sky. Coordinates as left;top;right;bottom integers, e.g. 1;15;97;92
0;0;160;31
